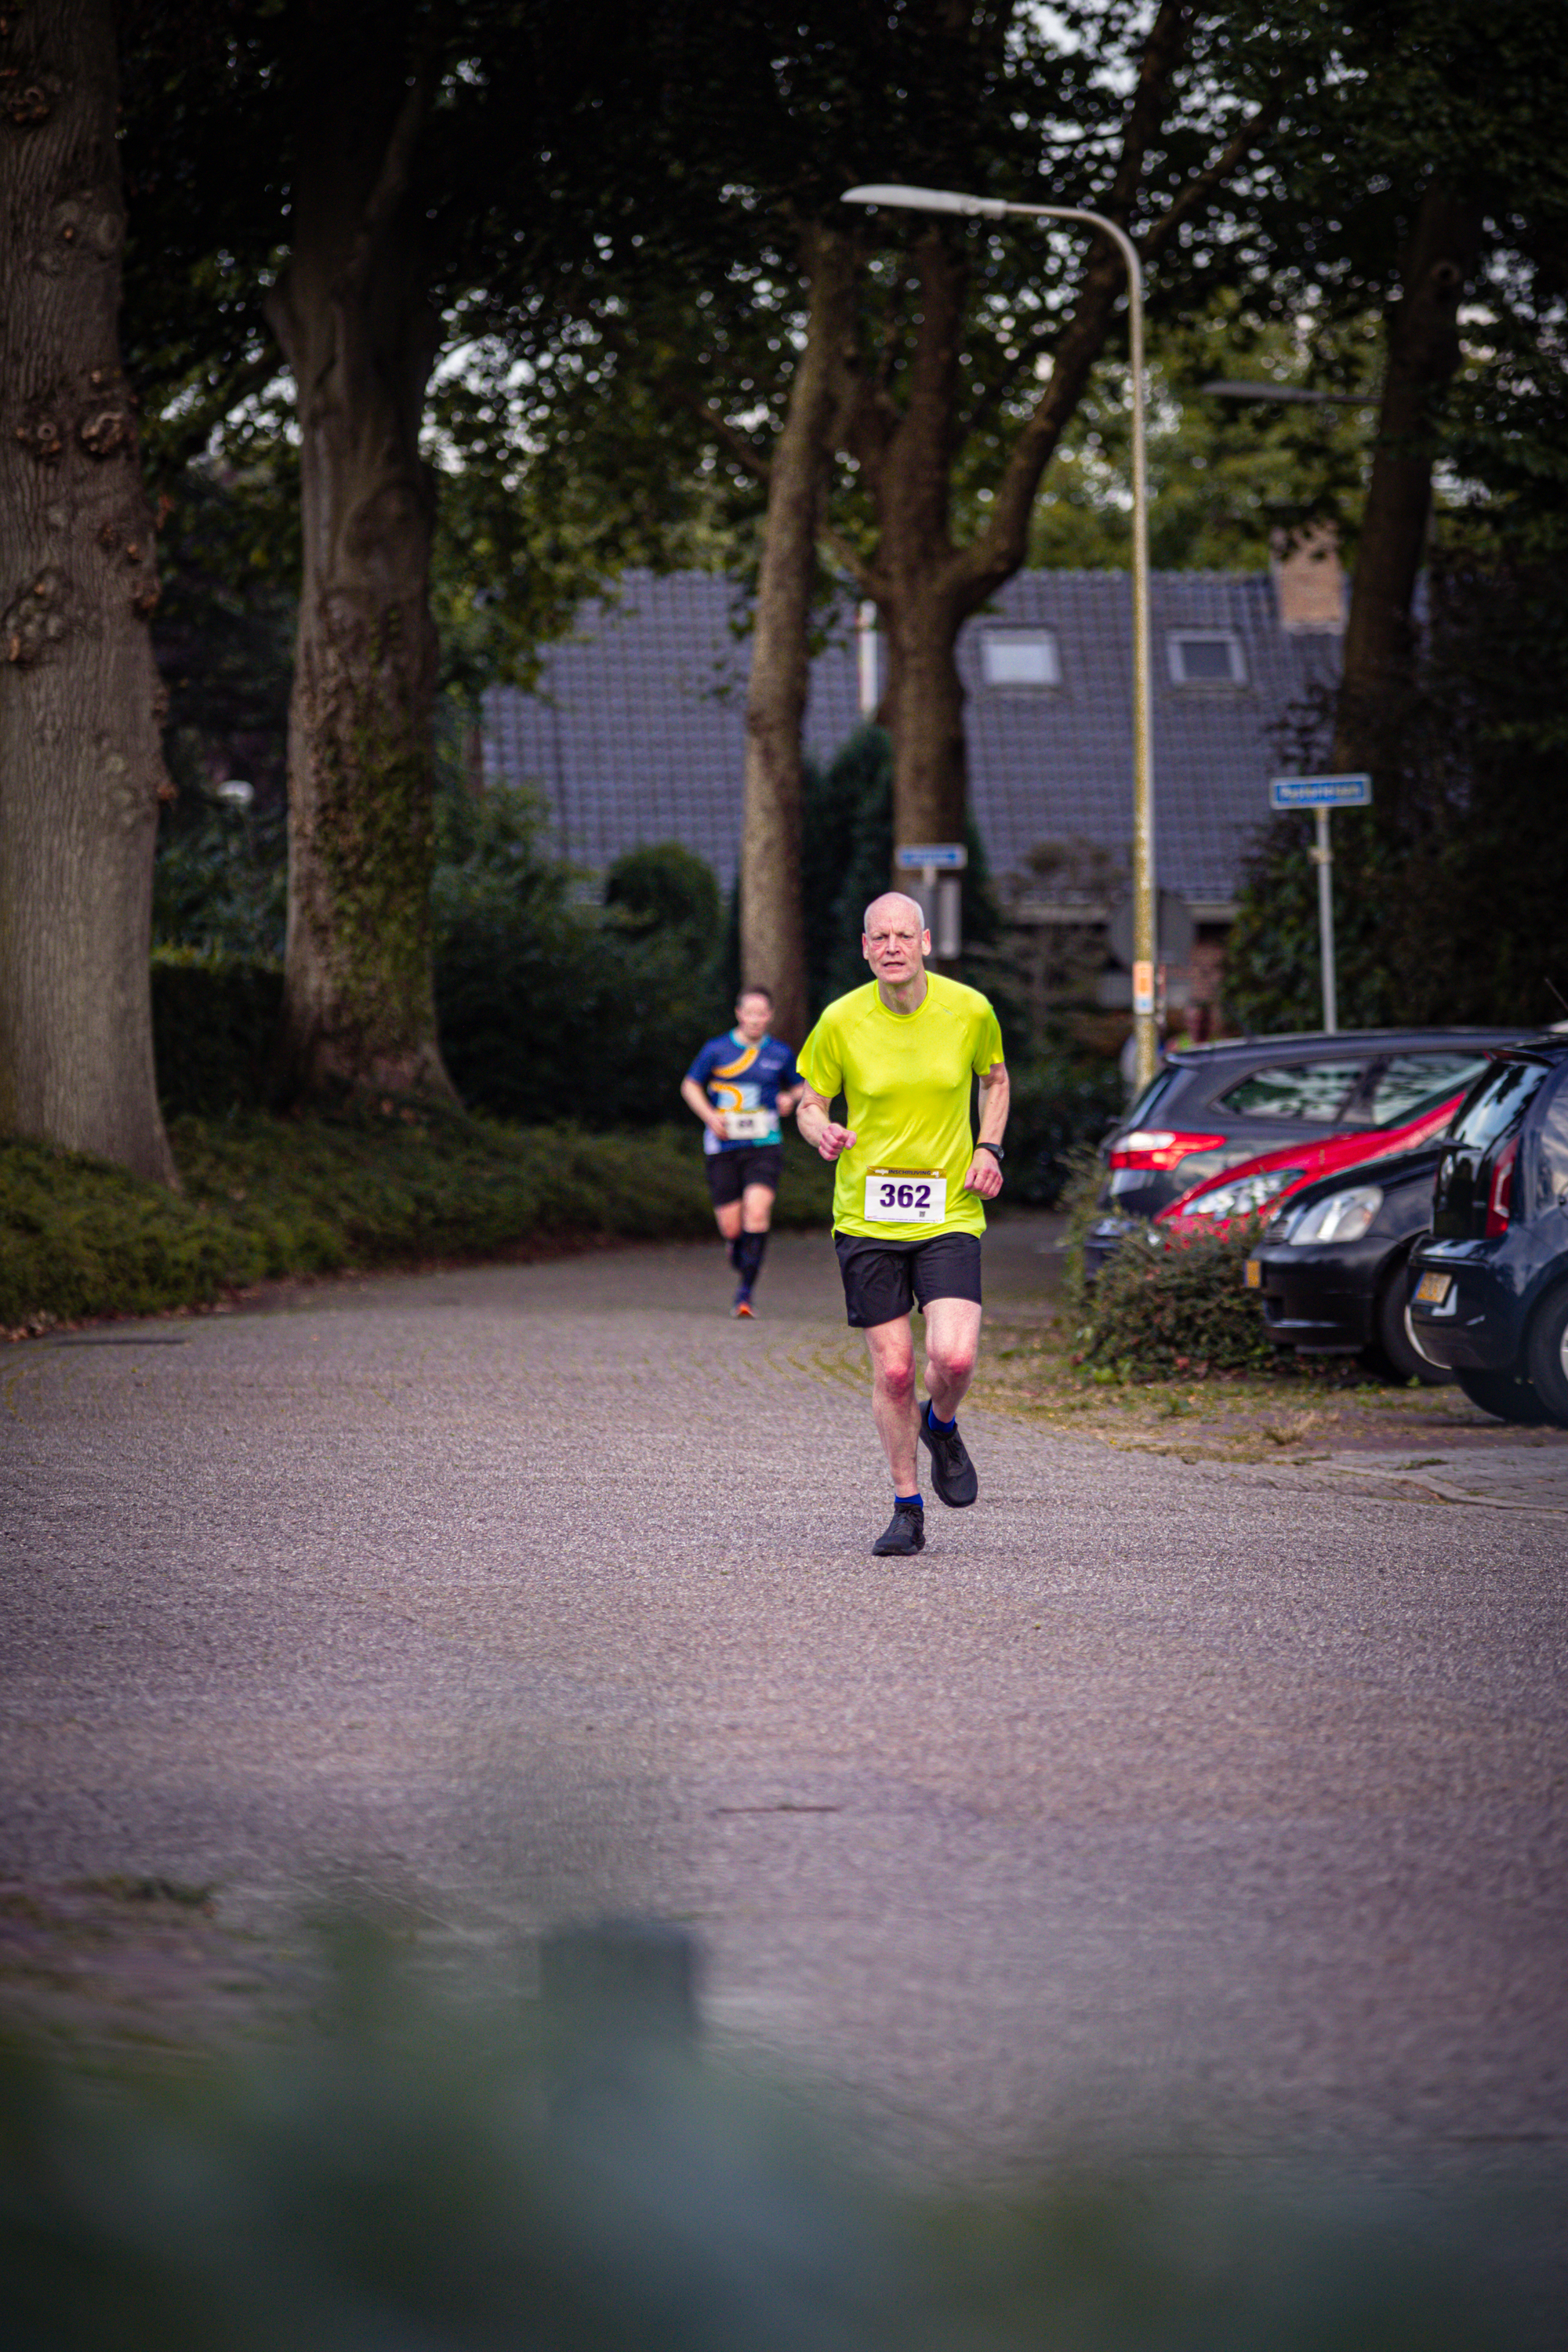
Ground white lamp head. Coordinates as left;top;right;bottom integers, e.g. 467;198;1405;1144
842;182;1009;220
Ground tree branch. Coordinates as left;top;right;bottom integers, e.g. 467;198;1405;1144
1101;0;1192;225
144;347;281;475
818;514;877;596
340;55;435;302
673;389;774;487
1140;89;1286;263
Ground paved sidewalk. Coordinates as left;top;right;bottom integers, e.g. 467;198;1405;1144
1322;1443;1568;1513
2;1222;1565;2237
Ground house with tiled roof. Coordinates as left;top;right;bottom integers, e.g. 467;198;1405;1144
481;544;1343;1014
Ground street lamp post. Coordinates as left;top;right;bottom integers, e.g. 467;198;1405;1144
842;182;1159;1087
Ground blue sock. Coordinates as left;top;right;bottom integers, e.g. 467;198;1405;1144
895;1492;924;1512
926;1401;956;1434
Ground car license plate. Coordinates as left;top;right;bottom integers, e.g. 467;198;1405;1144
1243;1258;1262;1289
865;1168;947;1225
1414;1271;1453;1305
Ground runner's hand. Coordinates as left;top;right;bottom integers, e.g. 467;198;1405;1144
815;1122;856;1163
964;1150;1003;1198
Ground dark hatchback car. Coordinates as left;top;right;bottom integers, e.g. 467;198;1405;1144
1102;1030;1519;1221
1246;1145;1450;1385
1408;1037;1568;1425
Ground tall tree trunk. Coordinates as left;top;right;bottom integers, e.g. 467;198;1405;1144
837;0;1203;885
1331;180;1482;776
264;26;452;1102
0;0;175;1183
739;225;855;1040
875;230;971;859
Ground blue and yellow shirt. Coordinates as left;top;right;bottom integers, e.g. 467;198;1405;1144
686;1031;801;1155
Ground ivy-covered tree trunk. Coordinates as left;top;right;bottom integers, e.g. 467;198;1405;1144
1331;179;1481;779
0;0;175;1183
264;38;452;1102
739;225;855;1041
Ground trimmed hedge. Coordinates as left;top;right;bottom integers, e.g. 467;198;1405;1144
2;1111;835;1333
1078;1220;1275;1381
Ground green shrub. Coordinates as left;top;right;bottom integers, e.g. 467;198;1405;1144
432;788;728;1126
1;1111;833;1332
151;953;283;1117
604;840;720;944
152;797;288;964
0;1137;269;1328
1080;1220;1275;1380
1052;1144;1111;1319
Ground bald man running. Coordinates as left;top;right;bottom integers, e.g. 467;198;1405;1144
796;891;1009;1555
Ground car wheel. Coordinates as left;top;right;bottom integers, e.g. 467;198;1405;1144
1368;1253;1454;1386
1453;1367;1552;1425
1523;1283;1568;1428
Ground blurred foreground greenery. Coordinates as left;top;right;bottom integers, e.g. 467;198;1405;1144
0;1920;1534;2350
0;1109;834;1334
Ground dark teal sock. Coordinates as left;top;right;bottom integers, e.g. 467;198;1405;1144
737;1230;766;1287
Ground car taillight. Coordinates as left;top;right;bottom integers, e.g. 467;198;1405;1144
1484;1133;1519;1236
1109;1129;1226;1172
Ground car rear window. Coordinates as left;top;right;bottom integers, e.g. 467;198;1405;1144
1369;1051;1492;1126
1537;1071;1568;1208
1447;1057;1548;1152
1122;1069;1179;1128
1218;1059;1367;1122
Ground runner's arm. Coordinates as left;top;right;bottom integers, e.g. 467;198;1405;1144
795;1083;856;1161
963;1062;1010;1197
680;1076;729;1141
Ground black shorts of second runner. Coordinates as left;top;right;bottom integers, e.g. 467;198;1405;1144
833;1229;983;1329
705;1144;784;1208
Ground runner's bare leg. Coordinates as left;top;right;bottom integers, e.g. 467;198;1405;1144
923;1298;983;1425
864;1316;920;1492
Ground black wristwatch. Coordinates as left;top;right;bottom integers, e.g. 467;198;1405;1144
976;1142;1005;1163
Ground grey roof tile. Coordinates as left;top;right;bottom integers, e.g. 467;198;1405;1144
481;568;1341;902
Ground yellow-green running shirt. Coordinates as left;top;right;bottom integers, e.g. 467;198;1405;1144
797;972;1005;1240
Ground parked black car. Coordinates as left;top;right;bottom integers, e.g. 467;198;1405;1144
1101;1029;1520;1221
1245;1145;1451;1385
1407;1037;1568;1425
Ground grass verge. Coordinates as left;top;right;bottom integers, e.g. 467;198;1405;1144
2;1107;836;1334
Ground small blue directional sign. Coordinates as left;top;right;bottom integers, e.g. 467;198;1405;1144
1269;772;1372;811
896;843;967;869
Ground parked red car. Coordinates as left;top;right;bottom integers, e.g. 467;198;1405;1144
1153;1088;1468;1238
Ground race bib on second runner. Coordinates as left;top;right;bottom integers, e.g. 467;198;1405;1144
864;1167;948;1225
722;1109;778;1142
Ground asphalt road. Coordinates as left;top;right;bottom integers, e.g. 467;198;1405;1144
3;1219;1566;2221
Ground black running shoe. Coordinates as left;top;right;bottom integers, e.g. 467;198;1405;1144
917;1403;978;1507
872;1503;925;1556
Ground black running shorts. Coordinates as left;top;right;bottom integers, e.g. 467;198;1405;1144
705;1145;783;1207
833;1229;983;1329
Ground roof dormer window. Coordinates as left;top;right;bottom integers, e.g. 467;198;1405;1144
981;630;1061;688
1167;630;1246;687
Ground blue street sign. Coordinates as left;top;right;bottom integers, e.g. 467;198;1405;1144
1269;772;1372;810
895;843;967;869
